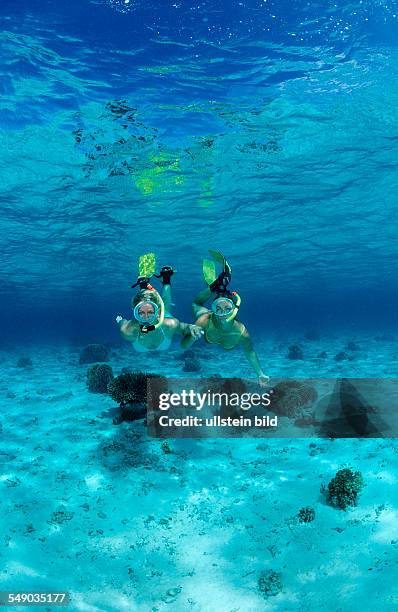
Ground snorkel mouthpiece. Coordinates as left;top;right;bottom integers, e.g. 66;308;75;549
140;323;156;334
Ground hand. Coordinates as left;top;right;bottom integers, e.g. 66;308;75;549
189;324;204;341
258;374;270;387
115;315;123;325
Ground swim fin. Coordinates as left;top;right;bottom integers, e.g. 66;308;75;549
208;249;232;276
203;250;232;292
203;258;217;285
138;252;156;278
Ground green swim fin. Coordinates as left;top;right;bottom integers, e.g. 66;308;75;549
138;252;156;278
208;249;225;265
203;250;232;288
203;258;217;285
208;250;232;275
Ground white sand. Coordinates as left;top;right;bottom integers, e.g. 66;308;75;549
1;334;398;611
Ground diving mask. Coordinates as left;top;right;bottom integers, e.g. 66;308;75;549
133;300;159;325
211;297;236;318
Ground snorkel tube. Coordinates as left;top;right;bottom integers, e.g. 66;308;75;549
224;291;241;322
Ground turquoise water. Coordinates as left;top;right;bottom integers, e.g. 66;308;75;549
1;0;398;337
1;0;398;609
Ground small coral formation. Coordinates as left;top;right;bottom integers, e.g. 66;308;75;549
271;381;317;418
17;356;33;368
162;587;182;604
161;441;172;454
327;468;364;510
258;569;283;598
298;506;315;523
86;364;114;393
47;506;74;525
183;357;201;372
108;371;156;405
287;344;304;360
79;344;109;364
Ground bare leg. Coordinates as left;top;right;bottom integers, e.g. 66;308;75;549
192;287;212;319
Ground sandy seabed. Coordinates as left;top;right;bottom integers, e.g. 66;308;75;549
1;333;398;611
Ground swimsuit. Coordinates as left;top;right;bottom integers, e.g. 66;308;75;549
203;312;244;350
132;322;173;352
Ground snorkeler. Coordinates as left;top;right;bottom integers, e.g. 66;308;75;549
116;253;202;352
182;250;269;386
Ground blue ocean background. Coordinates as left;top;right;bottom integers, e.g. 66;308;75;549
2;0;398;343
2;1;398;610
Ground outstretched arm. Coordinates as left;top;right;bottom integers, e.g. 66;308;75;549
115;315;138;342
172;318;204;348
157;266;174;314
240;329;269;386
161;284;172;314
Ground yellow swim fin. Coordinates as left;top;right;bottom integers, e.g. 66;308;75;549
138;252;156;278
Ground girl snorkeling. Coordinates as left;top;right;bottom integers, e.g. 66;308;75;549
116;258;202;352
182;251;269;386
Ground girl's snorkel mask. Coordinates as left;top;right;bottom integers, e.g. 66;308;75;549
134;299;159;325
211;292;241;322
133;294;165;333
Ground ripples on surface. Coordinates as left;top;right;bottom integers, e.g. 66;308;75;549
0;0;398;327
